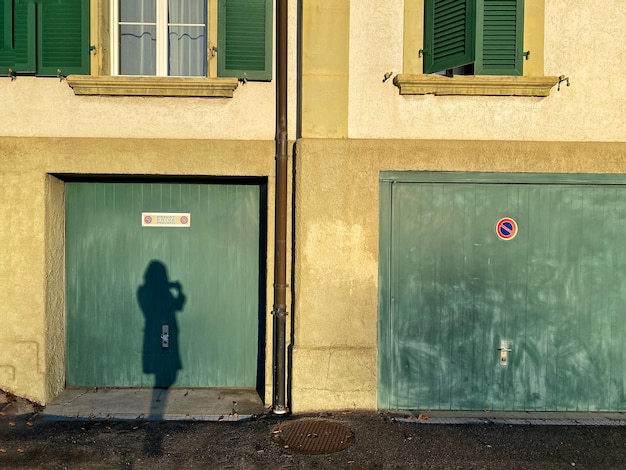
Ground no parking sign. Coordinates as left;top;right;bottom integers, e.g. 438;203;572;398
496;217;518;240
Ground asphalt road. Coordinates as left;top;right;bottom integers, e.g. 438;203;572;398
1;394;625;469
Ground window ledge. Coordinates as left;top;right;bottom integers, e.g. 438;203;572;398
65;75;239;98
393;74;559;97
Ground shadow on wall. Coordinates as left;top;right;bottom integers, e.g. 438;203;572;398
137;260;186;456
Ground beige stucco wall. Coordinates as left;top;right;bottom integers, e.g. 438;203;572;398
0;137;282;404
2;0;625;411
346;0;625;142
0;78;276;139
291;139;626;412
0;0;301;404
0;0;299;141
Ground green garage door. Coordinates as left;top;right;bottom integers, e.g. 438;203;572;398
379;172;626;411
66;181;265;388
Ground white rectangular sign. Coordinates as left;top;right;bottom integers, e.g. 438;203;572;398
142;212;191;227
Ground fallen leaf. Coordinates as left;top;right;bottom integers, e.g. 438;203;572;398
0;448;6;453
0;412;5;417
418;414;428;420
8;422;16;427
26;422;33;427
17;449;24;453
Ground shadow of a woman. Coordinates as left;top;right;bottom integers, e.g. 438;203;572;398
137;260;186;455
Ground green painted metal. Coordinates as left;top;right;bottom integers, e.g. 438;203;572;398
379;173;626;411
217;0;273;81
66;182;265;388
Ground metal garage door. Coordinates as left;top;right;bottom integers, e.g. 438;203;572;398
379;172;626;411
66;181;265;388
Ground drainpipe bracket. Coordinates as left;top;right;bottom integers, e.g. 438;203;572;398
271;307;289;318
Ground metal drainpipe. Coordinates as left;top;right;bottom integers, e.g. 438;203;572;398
272;0;289;415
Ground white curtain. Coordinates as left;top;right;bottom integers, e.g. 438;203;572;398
120;0;156;75
168;0;206;76
119;0;206;77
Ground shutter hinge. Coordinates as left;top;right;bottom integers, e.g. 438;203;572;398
419;49;427;58
8;68;16;81
89;45;97;55
557;75;570;91
523;51;530;60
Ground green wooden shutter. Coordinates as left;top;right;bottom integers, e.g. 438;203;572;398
475;0;523;75
423;0;476;74
2;0;12;48
38;0;89;75
0;0;36;74
217;0;272;81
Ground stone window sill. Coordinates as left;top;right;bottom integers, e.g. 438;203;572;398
393;74;559;97
66;75;239;98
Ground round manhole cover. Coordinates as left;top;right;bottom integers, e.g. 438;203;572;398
271;418;354;454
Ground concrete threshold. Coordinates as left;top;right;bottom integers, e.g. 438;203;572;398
391;410;626;426
42;388;267;422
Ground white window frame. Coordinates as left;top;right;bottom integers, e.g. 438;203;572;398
110;0;208;77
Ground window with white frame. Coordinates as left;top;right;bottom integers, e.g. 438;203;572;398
112;0;207;77
65;0;274;97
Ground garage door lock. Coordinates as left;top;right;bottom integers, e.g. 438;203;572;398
498;340;511;366
161;325;170;348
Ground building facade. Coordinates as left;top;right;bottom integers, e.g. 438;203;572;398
1;0;625;413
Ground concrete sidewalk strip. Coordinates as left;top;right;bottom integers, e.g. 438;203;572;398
13;389;626;426
42;388;266;422
392;410;626;426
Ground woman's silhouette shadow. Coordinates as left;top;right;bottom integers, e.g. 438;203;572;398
137;260;186;455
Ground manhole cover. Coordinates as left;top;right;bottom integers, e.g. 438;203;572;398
271;418;354;454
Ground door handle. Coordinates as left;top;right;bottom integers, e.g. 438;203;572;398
161;325;169;348
498;340;511;366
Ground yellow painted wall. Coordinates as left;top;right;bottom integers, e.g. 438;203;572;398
0;0;301;404
0;0;299;141
291;139;626;412
0;137;282;404
293;0;625;413
346;0;625;142
300;0;350;138
2;0;626;412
